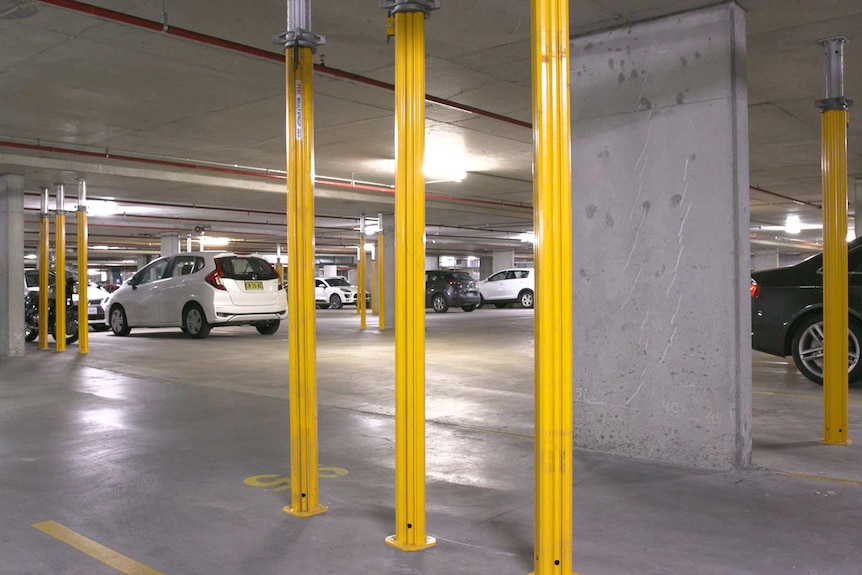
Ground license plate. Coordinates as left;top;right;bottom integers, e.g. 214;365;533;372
245;281;264;290
88;306;98;315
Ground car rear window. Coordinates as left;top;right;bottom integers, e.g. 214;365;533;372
217;256;278;281
448;271;473;282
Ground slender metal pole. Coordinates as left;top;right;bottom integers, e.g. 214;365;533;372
818;36;852;445
384;0;437;552
278;0;327;517
377;229;386;331
359;215;367;329
531;0;575;573
77;179;89;354
54;184;67;351
38;187;49;350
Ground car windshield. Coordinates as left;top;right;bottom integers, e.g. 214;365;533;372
326;277;350;287
217;256;278;281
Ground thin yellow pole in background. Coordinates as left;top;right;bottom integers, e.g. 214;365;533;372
77;179;89;354
54;184;67;352
818;36;851;445
371;260;378;315
359;215;367;329
38;187;49;350
277;5;327;516
385;0;438;552
378;230;386;331
531;0;576;573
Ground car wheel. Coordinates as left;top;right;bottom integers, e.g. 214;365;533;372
329;294;344;310
256;320;280;335
24;323;38;342
477;295;485;309
494;303;507;309
461;305;476;312
791;314;862;385
183;304;211;339
432;294;449;313
519;289;534;309
109;305;132;336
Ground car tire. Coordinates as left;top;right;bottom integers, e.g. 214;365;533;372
256;320;280;335
183;304;211;339
25;323;38;342
432;294;449;313
329;294;343;310
519;289;534;309
461;305;476;312
790;313;862;385
109;305;132;336
477;295;485;309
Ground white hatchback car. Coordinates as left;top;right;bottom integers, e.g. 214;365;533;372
105;252;286;338
478;267;535;309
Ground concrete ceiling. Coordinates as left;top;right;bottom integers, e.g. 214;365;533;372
1;0;861;267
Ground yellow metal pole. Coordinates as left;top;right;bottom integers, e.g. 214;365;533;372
385;1;436;552
359;216;367;329
371;260;378;315
55;185;67;352
818;36;851;445
77;180;89;354
278;13;327;516
531;0;575;573
378;230;386;331
38;187;49;350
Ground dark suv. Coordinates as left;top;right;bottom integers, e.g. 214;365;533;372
425;270;481;313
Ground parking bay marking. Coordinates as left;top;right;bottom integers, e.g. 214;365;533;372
32;520;167;575
244;466;349;492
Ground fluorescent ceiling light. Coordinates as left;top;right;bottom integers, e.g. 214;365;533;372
86;200;120;217
518;231;536;243
784;215;802;235
200;236;231;247
24;254;37;260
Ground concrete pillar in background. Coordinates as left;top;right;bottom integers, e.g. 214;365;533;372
0;174;25;358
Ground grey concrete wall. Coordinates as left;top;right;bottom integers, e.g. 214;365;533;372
0;175;25;358
492;250;515;271
571;3;751;469
479;257;494;280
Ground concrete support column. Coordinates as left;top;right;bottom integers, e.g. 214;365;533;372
0;174;25;358
479;256;494;280
424;255;438;270
136;254;149;269
751;248;779;271
492;250;515;271
160;233;180;257
571;3;751;469
323;264;338;277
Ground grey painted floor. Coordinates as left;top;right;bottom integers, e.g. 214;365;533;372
1;307;861;574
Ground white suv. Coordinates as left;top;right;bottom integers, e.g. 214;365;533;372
315;277;365;309
478;268;535;309
105;252;286;338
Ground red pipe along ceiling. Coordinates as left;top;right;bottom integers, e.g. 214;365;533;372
36;0;531;130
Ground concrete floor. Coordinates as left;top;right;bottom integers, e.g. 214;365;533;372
1;307;861;574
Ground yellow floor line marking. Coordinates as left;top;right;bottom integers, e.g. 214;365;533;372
780;471;862;487
32;521;166;575
753;389;862;403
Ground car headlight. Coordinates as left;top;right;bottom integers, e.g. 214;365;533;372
340;288;351;293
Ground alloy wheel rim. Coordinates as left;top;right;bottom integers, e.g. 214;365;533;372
798;321;860;378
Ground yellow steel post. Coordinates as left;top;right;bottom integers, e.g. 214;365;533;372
371;260;379;315
275;5;327;517
384;0;438;552
378;229;386;331
38;187;49;350
818;37;852;445
531;0;576;574
359;215;367;329
54;185;67;352
77;180;89;354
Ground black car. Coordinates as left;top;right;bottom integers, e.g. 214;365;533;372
751;237;862;384
425;270;481;313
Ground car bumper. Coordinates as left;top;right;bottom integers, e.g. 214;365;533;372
212;308;287;325
450;292;481;307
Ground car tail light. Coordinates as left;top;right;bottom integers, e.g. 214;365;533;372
205;259;227;291
270;264;284;290
448;279;458;285
750;279;760;298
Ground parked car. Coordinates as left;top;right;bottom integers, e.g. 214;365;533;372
425;269;480;313
104;252;286;339
751;237;862;384
315;277;367;309
478;267;534;309
24;269;110;331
